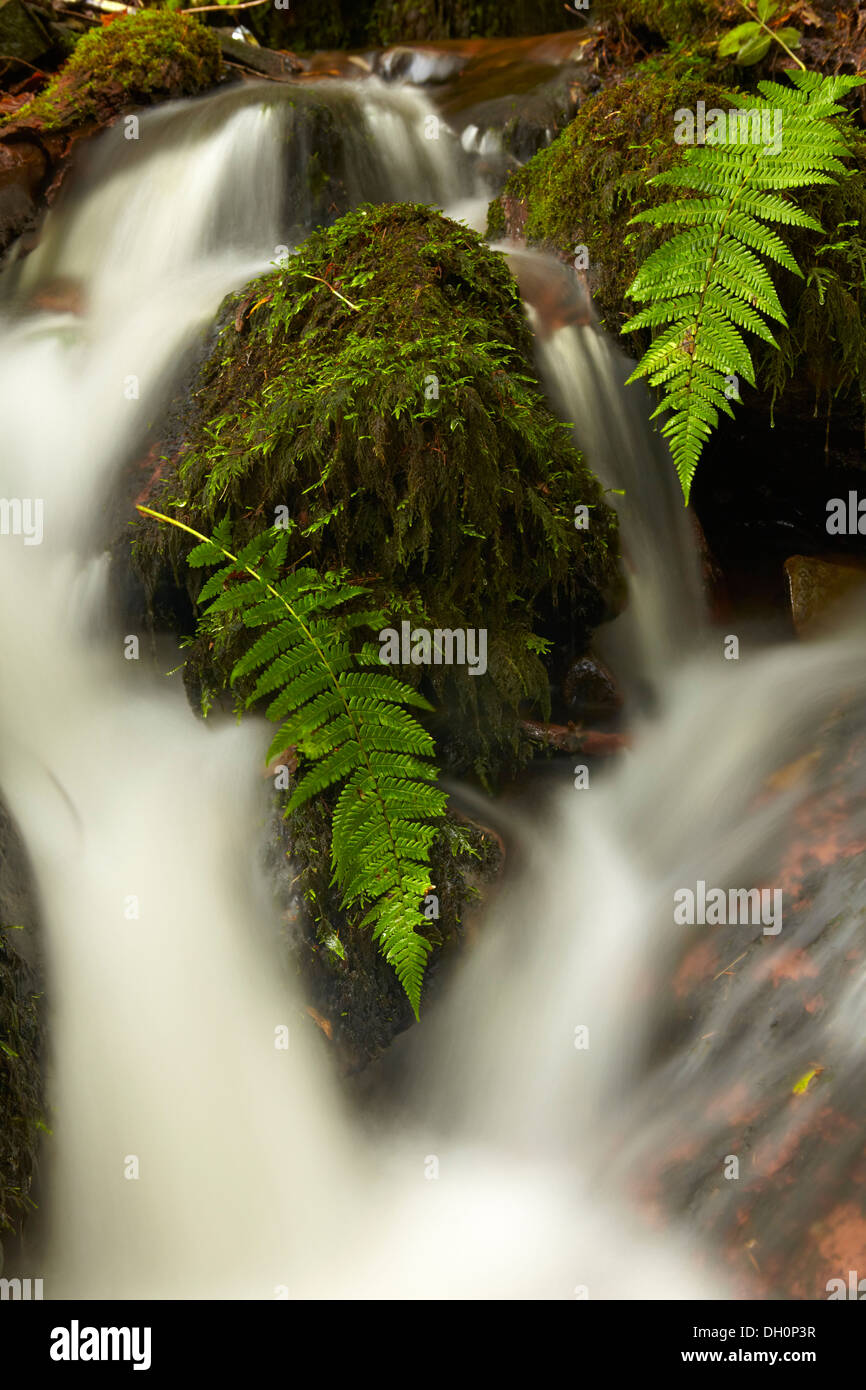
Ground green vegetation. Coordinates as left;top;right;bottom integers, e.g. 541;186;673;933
141;510;448;1016
718;0;802;67
622;71;864;500
4;9;223;132
136;204;620;780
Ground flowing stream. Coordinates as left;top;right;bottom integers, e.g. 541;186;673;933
0;73;864;1299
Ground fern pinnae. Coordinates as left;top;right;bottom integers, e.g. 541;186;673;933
623;70;864;501
138;506;448;1018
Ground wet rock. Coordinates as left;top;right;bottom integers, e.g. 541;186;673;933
214;31;302;81
0;0;52;66
784;555;866;638
562;654;622;721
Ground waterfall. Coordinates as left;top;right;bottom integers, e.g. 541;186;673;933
1;74;863;1300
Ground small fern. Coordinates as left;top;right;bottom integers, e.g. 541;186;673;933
139;507;448;1018
623;70;864;502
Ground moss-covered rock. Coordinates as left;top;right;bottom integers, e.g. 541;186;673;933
487;54;731;333
135;203;621;780
3;9;223;134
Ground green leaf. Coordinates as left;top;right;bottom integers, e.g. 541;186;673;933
718;21;760;56
735;31;773;65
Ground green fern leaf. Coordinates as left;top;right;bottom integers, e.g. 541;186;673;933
137;506;447;1018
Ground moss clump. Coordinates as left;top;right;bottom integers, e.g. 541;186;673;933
137;203;621;780
487;54;732;332
0;930;43;1241
5;10;223;133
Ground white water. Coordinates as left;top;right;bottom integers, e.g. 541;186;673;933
1;79;863;1299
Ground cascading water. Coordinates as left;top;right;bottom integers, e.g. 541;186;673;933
1;71;863;1301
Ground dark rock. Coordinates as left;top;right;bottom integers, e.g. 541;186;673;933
0;0;52;66
563;654;622;721
214;32;302;80
785;555;866;639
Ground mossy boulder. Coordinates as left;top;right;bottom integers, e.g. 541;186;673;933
2;9;224;134
488;56;731;333
489;53;866;436
135;203;621;780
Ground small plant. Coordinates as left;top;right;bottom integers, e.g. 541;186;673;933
139;507;448;1018
718;0;802;68
622;70;864;502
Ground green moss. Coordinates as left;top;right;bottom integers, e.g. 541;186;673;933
136;203;621;781
5;10;223;133
0;930;43;1240
488;53;732;332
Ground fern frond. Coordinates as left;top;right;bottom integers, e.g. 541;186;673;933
137;506;447;1018
624;70;864;499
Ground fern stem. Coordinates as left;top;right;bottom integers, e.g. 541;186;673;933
673;146;766;503
735;0;806;70
299;273;361;312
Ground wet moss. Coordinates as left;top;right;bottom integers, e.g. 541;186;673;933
487;54;731;333
4;10;224;133
136;203;621;781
